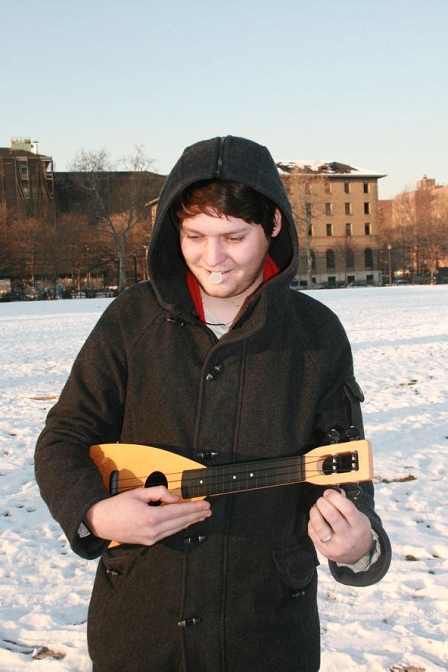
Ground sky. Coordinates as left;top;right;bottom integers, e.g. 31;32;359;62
2;0;447;199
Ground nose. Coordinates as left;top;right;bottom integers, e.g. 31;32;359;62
202;238;226;267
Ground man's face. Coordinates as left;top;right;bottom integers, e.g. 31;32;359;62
180;212;279;299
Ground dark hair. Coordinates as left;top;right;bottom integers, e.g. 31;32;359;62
173;179;278;237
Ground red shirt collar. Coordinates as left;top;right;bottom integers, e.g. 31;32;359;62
187;255;280;322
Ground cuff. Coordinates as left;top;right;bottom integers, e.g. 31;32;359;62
336;529;381;573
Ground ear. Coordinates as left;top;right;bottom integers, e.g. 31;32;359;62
271;209;282;237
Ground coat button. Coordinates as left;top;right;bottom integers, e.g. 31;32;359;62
291;590;305;598
206;364;222;381
177;617;202;627
184;535;207;545
196;451;219;460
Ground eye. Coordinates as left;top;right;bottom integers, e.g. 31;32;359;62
227;235;245;242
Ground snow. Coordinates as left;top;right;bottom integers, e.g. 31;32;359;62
1;286;448;672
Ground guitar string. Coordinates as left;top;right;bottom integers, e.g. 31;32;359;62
109;456;360;494
113;466;333;485
109;452;359;483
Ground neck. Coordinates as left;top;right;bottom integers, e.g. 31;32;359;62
200;290;250;326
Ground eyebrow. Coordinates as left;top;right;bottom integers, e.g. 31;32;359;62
181;221;252;235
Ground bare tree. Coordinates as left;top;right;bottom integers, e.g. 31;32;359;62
280;171;329;287
69;146;156;292
0;203;14;272
415;189;448;280
391;188;448;280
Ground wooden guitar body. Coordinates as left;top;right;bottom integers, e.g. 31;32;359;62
90;439;373;500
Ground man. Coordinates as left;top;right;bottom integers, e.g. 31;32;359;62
35;136;391;671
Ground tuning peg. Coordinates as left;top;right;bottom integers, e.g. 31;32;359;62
327;429;340;444
345;426;360;441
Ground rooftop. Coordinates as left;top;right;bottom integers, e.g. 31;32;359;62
277;160;386;179
0;147;52;160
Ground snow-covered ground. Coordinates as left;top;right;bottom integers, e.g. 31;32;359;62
1;285;447;672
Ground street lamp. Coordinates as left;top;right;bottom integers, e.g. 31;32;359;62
143;243;149;280
387;244;392;285
133;252;138;284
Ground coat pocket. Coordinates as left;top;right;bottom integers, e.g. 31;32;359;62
100;544;146;590
272;543;318;591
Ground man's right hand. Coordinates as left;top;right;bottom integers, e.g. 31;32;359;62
84;487;212;546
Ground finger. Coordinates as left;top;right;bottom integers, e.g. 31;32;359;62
307;519;334;554
146;503;212;543
322;489;366;527
325;487;347;498
311;499;353;543
308;506;334;544
135;485;180;504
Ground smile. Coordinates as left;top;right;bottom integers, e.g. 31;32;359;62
206;269;231;280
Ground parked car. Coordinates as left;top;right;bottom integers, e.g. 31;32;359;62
347;281;367;288
0;292;23;302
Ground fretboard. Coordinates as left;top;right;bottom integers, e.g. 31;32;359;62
181;455;305;498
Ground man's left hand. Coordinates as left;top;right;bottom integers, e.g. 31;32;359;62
308;488;373;564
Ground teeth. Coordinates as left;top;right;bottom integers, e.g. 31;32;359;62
209;272;223;284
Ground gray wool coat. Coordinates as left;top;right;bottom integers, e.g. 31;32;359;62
35;136;391;672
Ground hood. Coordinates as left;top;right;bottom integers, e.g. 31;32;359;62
147;136;299;315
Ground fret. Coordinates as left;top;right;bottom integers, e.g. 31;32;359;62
181;456;305;499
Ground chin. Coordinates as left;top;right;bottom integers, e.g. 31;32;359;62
204;286;233;298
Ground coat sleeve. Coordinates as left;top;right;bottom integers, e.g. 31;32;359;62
328;480;392;586
304;310;392;586
34;299;131;560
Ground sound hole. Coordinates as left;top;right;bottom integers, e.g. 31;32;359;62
145;471;168;507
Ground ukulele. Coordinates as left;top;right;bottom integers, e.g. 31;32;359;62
90;439;373;500
90;440;373;547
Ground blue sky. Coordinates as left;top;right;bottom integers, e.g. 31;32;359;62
2;0;447;199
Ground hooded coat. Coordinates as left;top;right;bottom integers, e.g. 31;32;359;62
35;136;391;672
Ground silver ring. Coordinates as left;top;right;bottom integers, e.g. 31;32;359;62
321;533;333;544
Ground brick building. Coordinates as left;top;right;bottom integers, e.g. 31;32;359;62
379;176;448;280
278;161;385;287
0;139;55;217
1;139;388;291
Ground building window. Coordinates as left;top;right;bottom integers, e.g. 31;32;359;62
346;249;354;268
325;202;332;216
363;182;370;194
325;181;332;194
364;202;370;215
326;249;335;270
326;223;332;236
305;203;312;219
365;222;371;235
345;202;352;216
345;223;352;236
364;248;373;269
344;182;350;194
